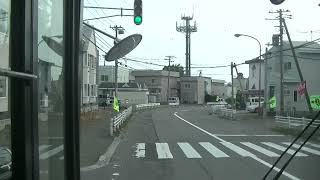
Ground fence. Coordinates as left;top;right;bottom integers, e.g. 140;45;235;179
135;103;160;110
275;115;320;129
110;106;133;136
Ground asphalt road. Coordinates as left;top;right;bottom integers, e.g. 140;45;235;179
82;105;320;180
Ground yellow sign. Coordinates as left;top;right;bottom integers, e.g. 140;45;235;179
269;96;276;109
310;95;320;110
113;96;119;112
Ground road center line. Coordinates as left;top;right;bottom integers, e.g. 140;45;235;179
173;112;300;180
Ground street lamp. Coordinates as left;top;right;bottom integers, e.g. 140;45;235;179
234;33;262;115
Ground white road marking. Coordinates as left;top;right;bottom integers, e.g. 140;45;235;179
39;145;51;154
283;143;320;156
173;112;300;180
174;112;226;142
156;143;173;159
250;155;300;180
199;142;229;158
178;143;202;158
221;142;256;157
261;142;308;157
241;142;280;157
134;143;145;158
307;142;320;149
214;134;284;137
39;145;64;160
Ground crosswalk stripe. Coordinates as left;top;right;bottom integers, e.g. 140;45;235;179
39;145;51;154
39;145;64;160
306;142;320;149
282;143;320;156
199;142;229;158
241;142;280;157
156;143;173;159
134;143;145;158
221;142;256;157
261;142;308;157
178;142;202;158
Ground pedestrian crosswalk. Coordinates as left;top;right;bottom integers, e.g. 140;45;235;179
133;141;320;160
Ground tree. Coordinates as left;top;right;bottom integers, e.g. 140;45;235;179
163;64;184;77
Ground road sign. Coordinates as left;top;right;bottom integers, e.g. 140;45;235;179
113;96;119;112
269;96;276;109
297;81;306;96
310;95;320;110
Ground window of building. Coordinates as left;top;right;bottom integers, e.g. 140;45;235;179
294;90;297;102
83;53;87;66
87;84;90;96
185;84;191;88
0;76;6;97
284;62;292;70
252;65;256;78
101;75;108;81
152;79;155;83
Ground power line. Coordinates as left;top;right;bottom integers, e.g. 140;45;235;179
82;33;108;54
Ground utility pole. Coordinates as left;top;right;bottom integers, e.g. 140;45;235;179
263;47;269;118
176;15;197;76
165;56;175;102
110;25;125;97
267;9;291;115
282;18;313;113
231;62;234;109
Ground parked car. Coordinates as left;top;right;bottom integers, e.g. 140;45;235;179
168;97;180;106
246;97;264;113
0;146;11;180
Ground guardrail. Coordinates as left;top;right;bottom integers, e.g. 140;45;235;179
275;115;320;129
110;106;133;136
109;103;161;136
135;103;160;110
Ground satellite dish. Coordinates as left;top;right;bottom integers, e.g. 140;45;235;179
105;34;142;62
270;0;285;5
42;35;64;56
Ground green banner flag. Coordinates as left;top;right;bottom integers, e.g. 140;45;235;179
113;96;119;112
269;96;276;109
310;95;320;110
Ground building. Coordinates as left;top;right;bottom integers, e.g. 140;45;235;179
98;65;130;85
0;17;9;131
131;70;179;103
98;82;149;105
211;79;227;98
180;76;206;104
80;25;99;112
244;58;265;97
265;41;320;115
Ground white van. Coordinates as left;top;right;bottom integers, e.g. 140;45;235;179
246;97;264;112
168;97;180;106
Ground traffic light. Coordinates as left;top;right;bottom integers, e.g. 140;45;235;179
270;0;285;5
134;0;142;25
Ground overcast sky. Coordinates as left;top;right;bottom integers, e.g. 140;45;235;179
83;0;320;82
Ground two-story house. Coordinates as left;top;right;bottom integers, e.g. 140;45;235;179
265;41;320;115
81;25;99;112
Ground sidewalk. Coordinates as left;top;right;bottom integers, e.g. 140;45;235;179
80;107;116;167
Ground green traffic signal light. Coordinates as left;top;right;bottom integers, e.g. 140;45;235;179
134;16;142;25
